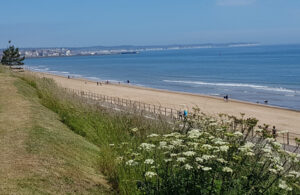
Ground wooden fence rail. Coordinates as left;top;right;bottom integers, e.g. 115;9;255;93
65;88;299;147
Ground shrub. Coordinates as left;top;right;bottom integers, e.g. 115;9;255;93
118;111;300;194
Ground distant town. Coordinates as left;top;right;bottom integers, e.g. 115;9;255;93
0;43;259;59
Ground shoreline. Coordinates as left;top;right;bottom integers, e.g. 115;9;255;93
29;70;300;112
27;70;300;134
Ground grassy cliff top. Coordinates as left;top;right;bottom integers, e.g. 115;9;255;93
0;66;112;194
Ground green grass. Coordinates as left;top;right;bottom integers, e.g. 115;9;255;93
15;72;172;193
0;67;112;194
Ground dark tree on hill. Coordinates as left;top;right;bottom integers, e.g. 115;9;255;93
1;41;25;66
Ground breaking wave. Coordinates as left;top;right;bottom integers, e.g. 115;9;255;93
163;80;298;93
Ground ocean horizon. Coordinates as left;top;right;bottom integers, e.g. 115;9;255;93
25;44;300;110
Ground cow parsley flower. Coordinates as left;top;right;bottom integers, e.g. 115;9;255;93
145;171;157;178
202;144;213;150
278;179;292;191
126;160;138;166
187;129;202;139
216;158;227;163
184;164;193;170
177;157;186;163
170;153;178;157
139;143;156;151
220;145;229;152
233;131;243;137
202;155;215;160
222;167;233;173
148;133;159;138
195;157;204;163
131;127;138;132
202;166;212;171
144;159;154;165
182;151;196;157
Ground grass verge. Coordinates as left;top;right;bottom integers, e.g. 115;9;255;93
0;66;112;194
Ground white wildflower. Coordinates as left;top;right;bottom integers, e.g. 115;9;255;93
246;152;255;156
262;146;272;154
202;144;213;150
239;142;255;152
182;151;196;157
167;145;175;150
109;144;115;147
164;158;172;163
171;139;184;146
216;158;227;163
139;143;156;151
148;133;159;138
144;159;154;165
184;164;193;170
177;157;186;163
278;179;292;191
222;167;233;173
233;131;243;137
145;171;157;178
202;166;212;171
159;141;167;147
272;142;282;148
187;129;202;139
126;160;138;166
202;155;215;160
170;153;178;157
131;127;138;132
288;171;300;178
265;138;275;142
195;157;204;163
269;168;278;174
220;145;229;152
213;138;227;145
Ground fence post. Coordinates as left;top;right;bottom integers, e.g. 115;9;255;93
287;132;289;145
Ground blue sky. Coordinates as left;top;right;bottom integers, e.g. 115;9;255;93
0;0;300;48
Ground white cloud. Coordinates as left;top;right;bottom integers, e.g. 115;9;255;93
217;0;256;6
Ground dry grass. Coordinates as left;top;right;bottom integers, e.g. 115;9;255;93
0;67;112;194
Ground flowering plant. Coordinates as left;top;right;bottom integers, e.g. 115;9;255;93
117;110;300;194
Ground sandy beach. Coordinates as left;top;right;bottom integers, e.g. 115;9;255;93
31;71;300;135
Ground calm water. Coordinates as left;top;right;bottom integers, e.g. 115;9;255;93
25;45;300;110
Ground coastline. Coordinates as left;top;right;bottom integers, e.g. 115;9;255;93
27;70;300;134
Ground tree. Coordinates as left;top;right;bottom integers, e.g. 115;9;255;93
1;41;25;66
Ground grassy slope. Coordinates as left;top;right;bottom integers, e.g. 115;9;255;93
0;68;112;194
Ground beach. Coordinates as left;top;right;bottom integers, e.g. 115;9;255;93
30;71;300;135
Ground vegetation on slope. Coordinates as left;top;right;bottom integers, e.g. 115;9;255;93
0;66;111;194
9;69;300;194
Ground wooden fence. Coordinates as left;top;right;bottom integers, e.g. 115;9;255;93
65;88;299;147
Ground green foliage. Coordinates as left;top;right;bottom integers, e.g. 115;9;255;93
119;111;300;194
17;73;300;194
1;41;25;66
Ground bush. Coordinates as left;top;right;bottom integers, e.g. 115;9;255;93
118;111;300;194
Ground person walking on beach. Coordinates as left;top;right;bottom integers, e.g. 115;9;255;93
224;95;229;102
183;110;188;118
272;126;277;139
178;111;183;120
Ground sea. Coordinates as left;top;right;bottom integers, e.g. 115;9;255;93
25;44;300;111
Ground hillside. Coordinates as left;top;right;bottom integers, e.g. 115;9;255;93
0;67;111;194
